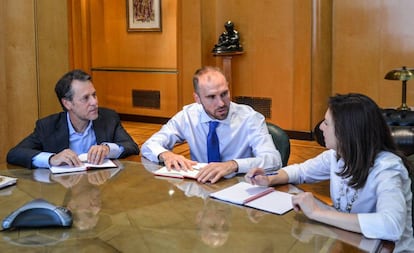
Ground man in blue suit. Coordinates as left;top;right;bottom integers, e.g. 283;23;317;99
7;69;139;169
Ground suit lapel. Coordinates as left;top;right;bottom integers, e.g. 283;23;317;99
93;110;106;144
55;112;70;151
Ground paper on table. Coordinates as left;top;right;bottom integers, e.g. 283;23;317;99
153;163;207;179
209;182;275;205
245;190;293;215
49;153;117;174
0;175;17;189
209;182;293;215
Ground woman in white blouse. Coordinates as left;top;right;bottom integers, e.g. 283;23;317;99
246;93;414;252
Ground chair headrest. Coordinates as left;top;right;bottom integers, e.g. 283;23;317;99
382;109;414;126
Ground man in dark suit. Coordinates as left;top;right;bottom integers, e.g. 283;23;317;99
7;69;139;169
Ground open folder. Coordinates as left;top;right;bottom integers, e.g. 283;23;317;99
152;163;207;179
49;153;117;174
209;182;293;215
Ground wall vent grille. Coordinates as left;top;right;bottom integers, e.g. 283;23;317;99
132;90;160;109
234;96;271;118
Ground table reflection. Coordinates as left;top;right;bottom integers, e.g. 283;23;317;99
0;160;390;252
141;159;385;252
33;167;121;231
52;172;103;230
197;199;231;248
291;214;383;252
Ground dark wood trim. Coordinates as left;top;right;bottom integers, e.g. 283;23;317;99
285;130;316;141
120;114;170;125
91;67;178;74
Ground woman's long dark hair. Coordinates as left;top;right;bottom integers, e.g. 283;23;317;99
330;93;413;189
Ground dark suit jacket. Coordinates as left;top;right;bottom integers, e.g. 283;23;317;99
7;108;140;168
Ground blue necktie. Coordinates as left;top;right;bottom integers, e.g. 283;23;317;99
207;121;220;162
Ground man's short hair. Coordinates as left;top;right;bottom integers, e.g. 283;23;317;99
55;69;91;111
192;66;226;93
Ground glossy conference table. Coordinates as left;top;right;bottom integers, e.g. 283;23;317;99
0;159;393;253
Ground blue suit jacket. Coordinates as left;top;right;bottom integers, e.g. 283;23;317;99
7;108;139;168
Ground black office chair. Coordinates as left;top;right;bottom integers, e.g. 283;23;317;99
266;122;291;167
314;109;414;156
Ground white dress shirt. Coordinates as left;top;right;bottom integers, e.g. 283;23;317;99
141;102;281;175
283;149;414;252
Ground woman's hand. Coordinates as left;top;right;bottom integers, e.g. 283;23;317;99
292;192;362;234
244;168;270;186
291;192;321;218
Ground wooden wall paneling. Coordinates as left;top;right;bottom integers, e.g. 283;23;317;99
0;0;38;162
0;1;7;160
378;0;414;109
292;0;313;132
178;0;203;108
332;1;382;98
36;0;69;118
89;0;177;69
67;0;317;133
65;0;414;136
310;0;332;127
68;0;92;72
82;0;180;117
92;70;178;118
208;1;313;132
332;0;414;109
200;0;218;68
